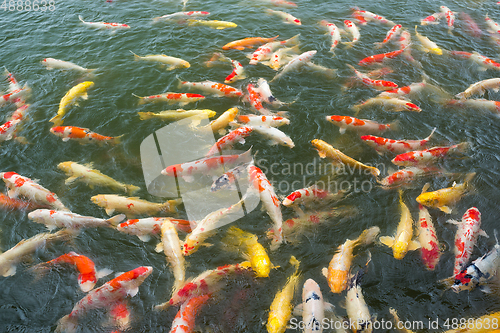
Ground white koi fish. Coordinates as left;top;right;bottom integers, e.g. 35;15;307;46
41;58;96;73
293;279;334;333
234;114;290;128
116;217;192;242
179;80;243;98
91;194;181;218
133;92;205;106
155;219;186;293
342;20;360;47
252;125;294;148
345;270;373;333
265;8;301;25
55;266;152;333
249;34;300;65
130;51;190;70
319;20;341;55
152;11;210;23
78;15;130;30
270;50;317;82
414;25;443;55
256;78;287;107
28;209;125;231
455;78;500;99
186;19;237;29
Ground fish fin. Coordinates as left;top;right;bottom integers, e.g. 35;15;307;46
106;214;126;226
201;242;213;247
127;287;139;297
379;236;395;248
321;267;328;278
126;185;141;195
46;224;58;231
79;280;95;293
408;240;421;251
62;137;70;142
7;189;18;198
182;175;195;183
55;314;78;333
339;127;346;134
479;229;489;238
49;115;63;126
81;92;88;100
105;208;115;215
3;265;16;277
447;219;460;225
96;268;113;279
238;138;245;144
439;206;452;214
155;242;163;253
292;304;303;316
138;234;151;242
324;302;335;313
109;301;130;331
64;176;80;185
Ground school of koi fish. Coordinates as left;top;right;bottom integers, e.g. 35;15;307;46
3;0;500;332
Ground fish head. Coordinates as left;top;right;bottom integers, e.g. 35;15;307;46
117;219;140;232
50;126;65;137
393;240;409;260
115;266;153;292
161;165;179;177
416;192;440;208
82;81;95;90
451;270;474;293
303;278;322;299
91;195;107;207
251;254;271;278
57;161;73;173
327;269;348;293
182;61;191;69
279;137;295;148
182;237;199;256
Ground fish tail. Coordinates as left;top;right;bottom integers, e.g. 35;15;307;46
132;93;145;104
49;114;63;126
129;50;140;60
438;276;455;289
138;112;153;120
285;34;301;47
105;214;126;227
369;166;381;178
154;301;171;311
222;226;257;253
354;226;381;247
112;134;124;145
55;314;78;333
28;262;52;280
424;127;437;141
160;198;183;213
78;15;85;23
455;141;470;154
342;41;354;49
389;119;400;132
126;184;141;195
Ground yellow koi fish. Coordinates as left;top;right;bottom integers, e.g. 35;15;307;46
187;19;237;29
267;256;301;333
202;107;238;134
155;219;185;293
91;194;182;218
138;109;216;121
50;81;94;126
415;25;443;55
380;191;420;259
311;139;380;177
222;226;274;278
416;172;475;214
58;161;140;195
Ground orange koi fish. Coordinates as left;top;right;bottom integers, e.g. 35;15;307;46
358;47;407;66
50;126;122;145
347;64;398;91
360;128;436;155
169;294;211;333
222;35;279;50
206;126;253;156
55;266;152;333
179;80;243;98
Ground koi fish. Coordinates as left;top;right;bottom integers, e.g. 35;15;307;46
252;125;294;148
414;25;443;55
41;58;96;73
459;12;482;38
346;64;398;91
31;251;111;292
0;84;31;107
249;34;300;65
377;81;427;98
155;219;186;293
374;24;402;48
152;11;210;23
202;107;239;134
222;35;279;50
256;78;288;107
389;308;416;333
358;47;407;66
206;126;253;156
116;217;192;242
0;192;45;211
440;6;455;34
352;96;420;112
138;109;216;121
417;204;440;270
442;230;500;293
378;167;440;189
246;83;272;115
248;165;283;250
265;8;301;25
182;195;247;256
391;142;469;167
379;191;421;259
0;119;22;145
322;226;380;293
345;269;373;333
326;115;396;134
91;194;181;218
268;45;301;70
50;126;123;145
57;161;140;195
187;19;237;29
234;114;290;128
179;80;243;98
133;92;205;106
319;20;341;55
342;20;360;47
222;226;274;277
293;279;335;333
360;128;436;155
311;139;381;178
267;256;301;333
258;0;297;8
225;58;247;84
155;262;251;309
455;78;500;99
0;171;69;211
282;184;344;207
270;50;317;82
130;51;190;70
352;8;396;26
28;209;125;231
210;162;252;192
50;81;94;126
444;98;500;114
0;229;75;277
485;13;500;34
4;67;21;93
169;294;211;333
351;8;368;25
448;51;500;71
449;207;488;277
161;148;252;183
78;15;130;30
55;266;152;333
421;12;443;25
415;173;475;214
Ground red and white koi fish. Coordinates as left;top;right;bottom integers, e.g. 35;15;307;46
378;81;427;98
246;83;272;115
282;184;343;207
265;8;301;25
353;8;396;26
322;227;379;293
252;125;295;148
378;167;440;189
50;126;123;145
421;12;443;25
0;119;22;144
222;35;280;51
448;51;500;71
206;126;253;156
10;103;29;121
326;115;395;134
444;98;500;114
91;195;181;218
449;207;488;276
78;15;130;30
347;64;398;91
152;11;210;23
267;45;301;70
0;171;69;211
485;14;500;34
342;20;360;47
41;58;96;73
31;251;111;292
27;209;125;231
116;217;192;242
374;24;402;48
211;162;252;192
319;20;341;55
179;80;242;98
248;165;283;250
0;229;75;277
352;96;420;112
397;30;419;65
417;204;440;270
169;294;210;333
161;148;252;183
360;128;436;155
391;142;469;167
225;58;247;84
4;67;21;93
156;219;186;293
55;266;152;333
459;12;482;38
293;279;334;333
155;262;251;309
249;34;300;65
358;47;407;66
456;78;500;99
234;114;290;128
258;0;297;8
0;84;31;107
0;192;45;211
271;50;317;82
182;196;248;256
440;6;455;34
351;8;368;25
256;78;287;107
133;92;205;106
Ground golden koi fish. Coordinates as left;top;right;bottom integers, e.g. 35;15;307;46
187;19;237;29
91;194;182;218
50;81;94;126
415;25;443;55
138;109;216;121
